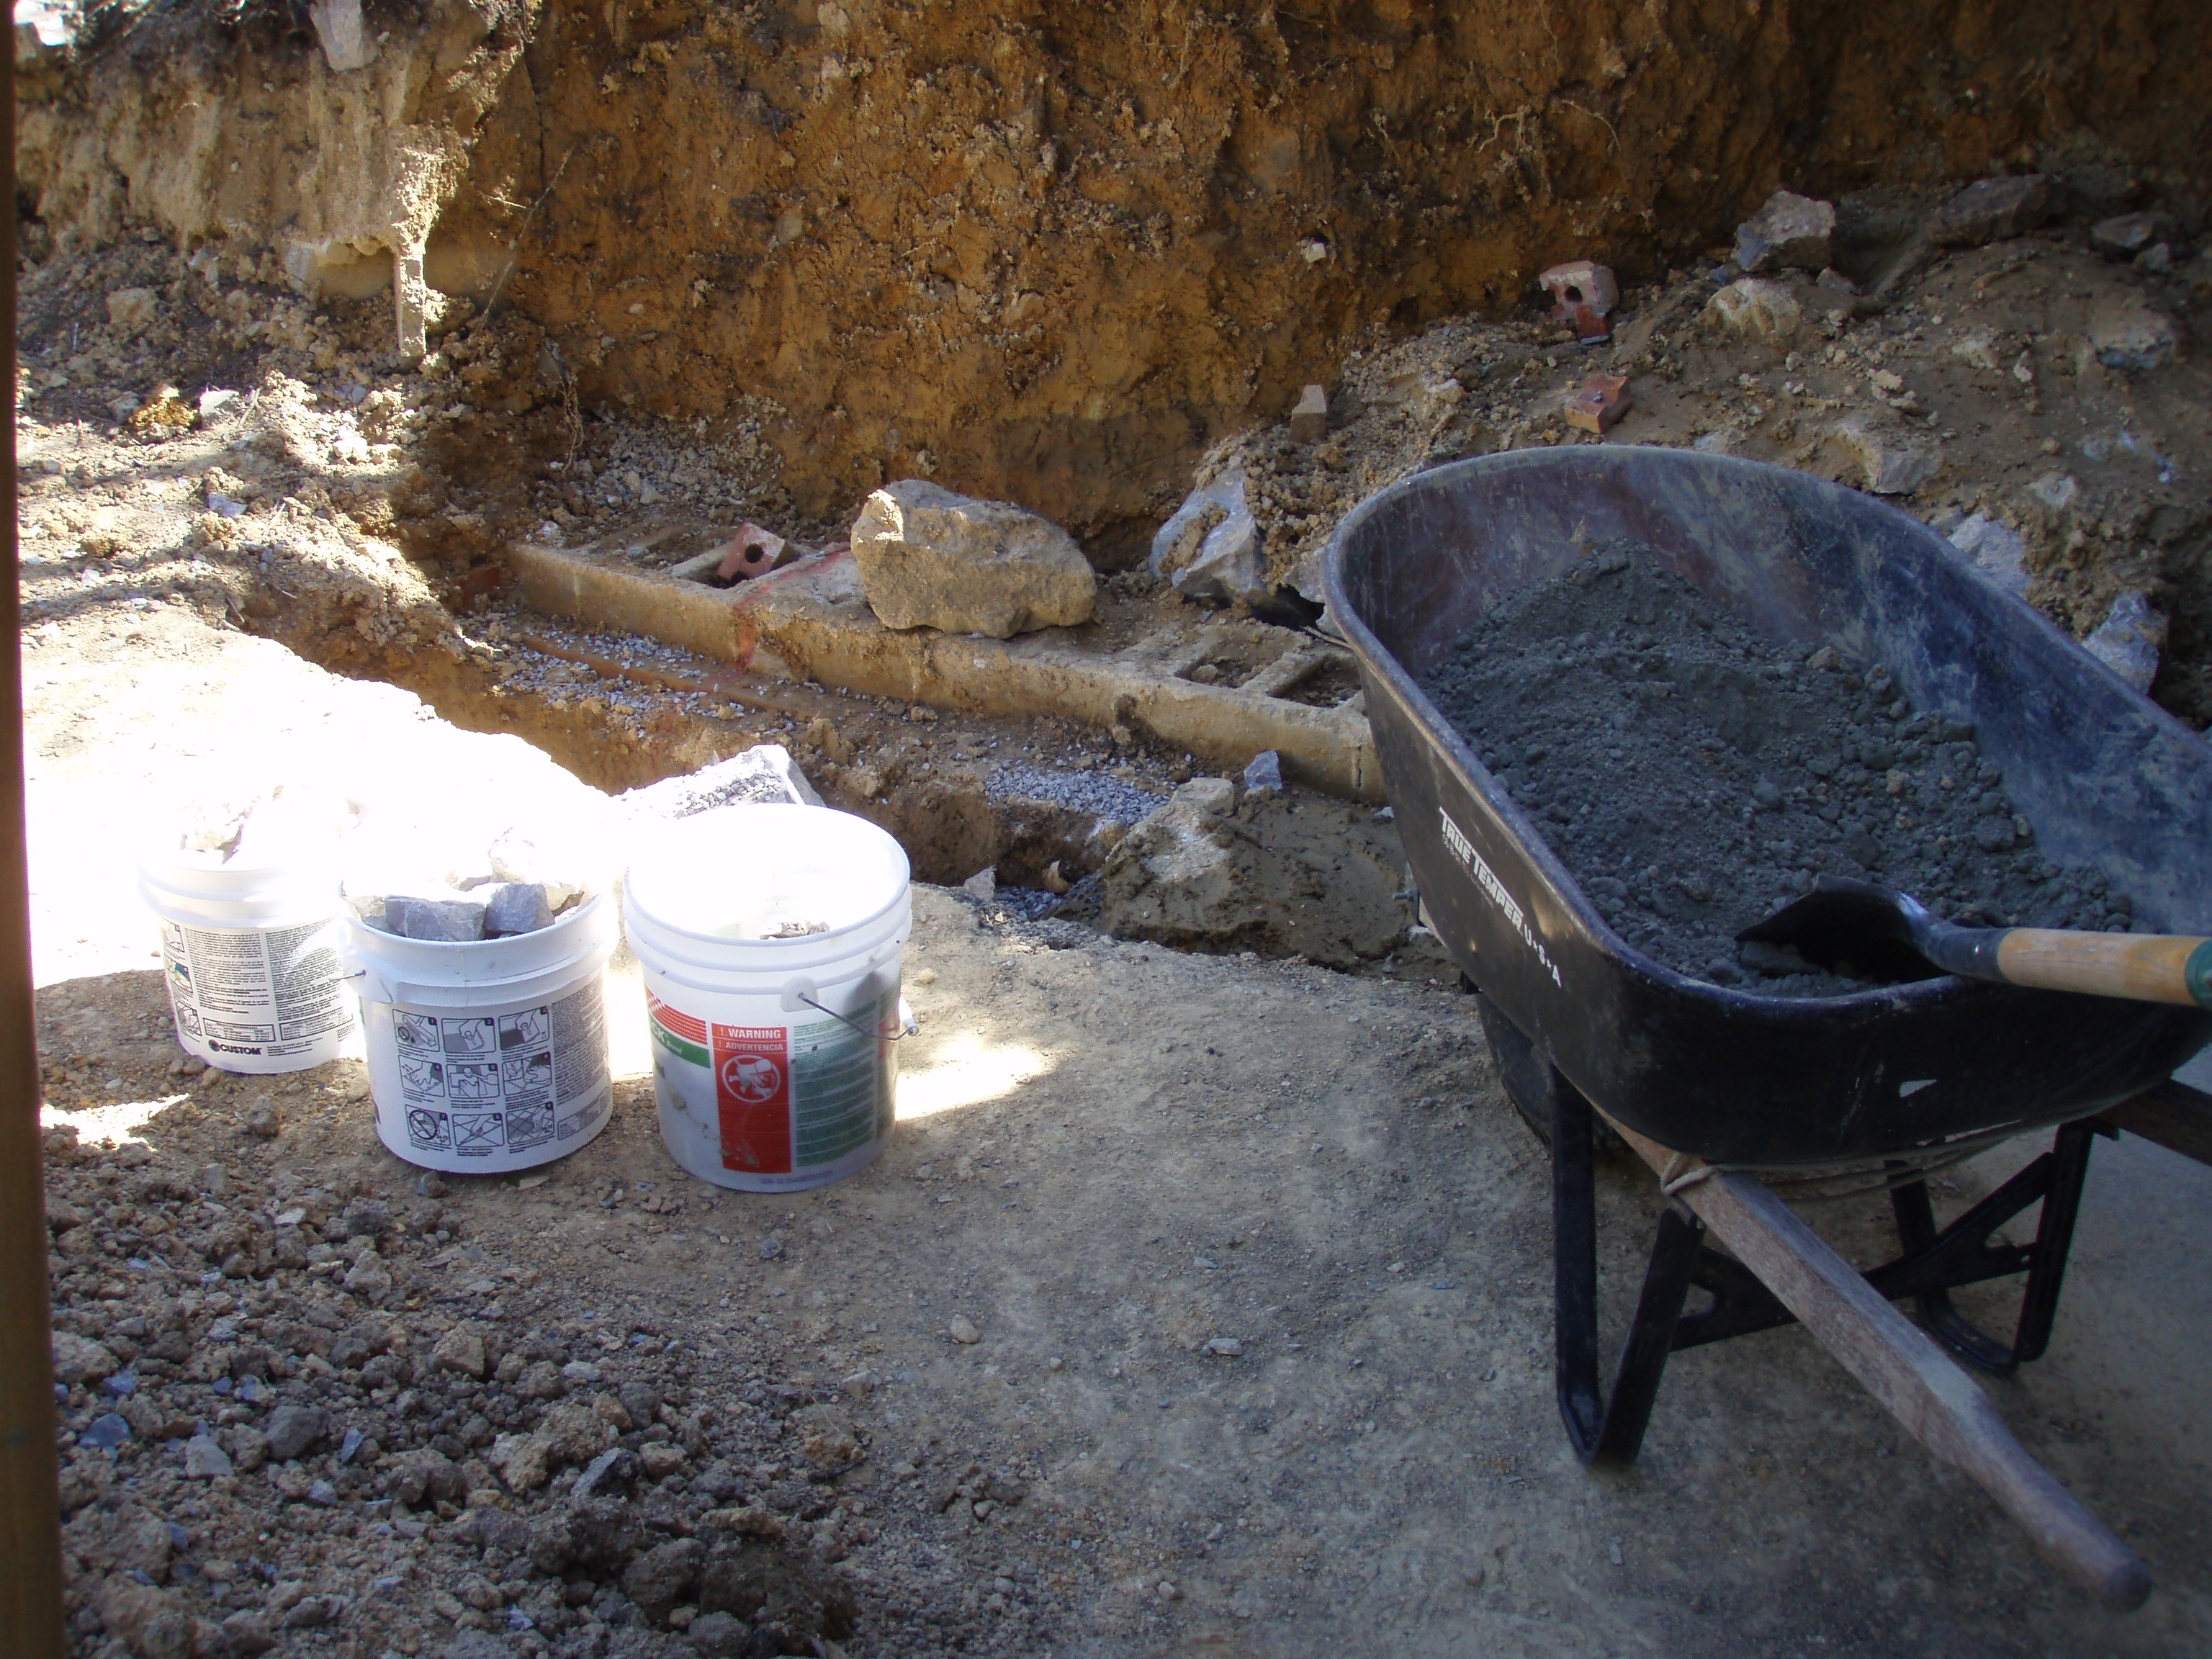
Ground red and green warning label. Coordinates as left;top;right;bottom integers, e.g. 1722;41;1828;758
649;993;893;1176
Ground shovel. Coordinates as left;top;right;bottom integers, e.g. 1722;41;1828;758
1737;876;2212;1008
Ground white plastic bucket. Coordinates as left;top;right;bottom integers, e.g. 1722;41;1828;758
624;804;911;1192
341;895;618;1173
138;853;355;1074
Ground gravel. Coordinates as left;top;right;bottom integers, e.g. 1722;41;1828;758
986;764;1165;826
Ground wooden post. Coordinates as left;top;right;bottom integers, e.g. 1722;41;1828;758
1;31;70;1654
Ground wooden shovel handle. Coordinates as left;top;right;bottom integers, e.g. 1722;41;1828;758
1995;931;2212;1009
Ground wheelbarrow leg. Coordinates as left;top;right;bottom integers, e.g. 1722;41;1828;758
1601;1110;2152;1611
1885;1118;2100;1375
1550;1069;1703;1465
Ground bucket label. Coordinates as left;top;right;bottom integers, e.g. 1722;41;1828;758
394;981;608;1159
649;992;896;1177
712;1025;793;1174
161;917;352;1061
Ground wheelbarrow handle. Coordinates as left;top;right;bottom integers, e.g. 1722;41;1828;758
1606;1115;2154;1610
1986;930;2212;1010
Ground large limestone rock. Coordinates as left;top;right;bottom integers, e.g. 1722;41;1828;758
850;481;1095;637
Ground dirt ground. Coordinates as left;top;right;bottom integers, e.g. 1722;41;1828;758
21;552;2212;1659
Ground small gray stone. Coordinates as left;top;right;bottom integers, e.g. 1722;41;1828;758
51;1331;117;1385
1734;189;1835;273
1925;174;2054;248
2091;211;2159;257
1825;415;1941;496
385;896;486;943
688;1611;750;1658
343;1251;393;1305
574;1446;639;1501
1946;513;2030;598
482;883;554;937
2082;590;2165;691
1243;750;1285;794
2085;290;2179;374
183;1433;234;1478
263;1403;331;1462
220;1611;278;1655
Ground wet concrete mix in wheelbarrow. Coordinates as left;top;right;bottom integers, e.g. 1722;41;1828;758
1421;541;2139;996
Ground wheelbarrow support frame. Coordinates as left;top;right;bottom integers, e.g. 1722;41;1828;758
1542;1057;2158;1611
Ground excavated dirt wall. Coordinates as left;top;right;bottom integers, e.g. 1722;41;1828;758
18;0;2212;553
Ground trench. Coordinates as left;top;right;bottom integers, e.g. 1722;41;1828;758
350;618;1150;899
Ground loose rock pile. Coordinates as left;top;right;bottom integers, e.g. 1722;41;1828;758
42;1125;907;1658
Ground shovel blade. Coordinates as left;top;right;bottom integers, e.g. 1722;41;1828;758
1735;877;1945;983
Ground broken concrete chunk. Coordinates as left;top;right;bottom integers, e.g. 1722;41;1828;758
618;744;823;817
482;883;554;938
2085;290;2178;374
383;896;487;943
1946;513;2030;598
2083;591;2166;692
1289;385;1329;444
1150;473;1270;606
1702;279;1801;343
1925;174;2054;248
1825;415;1941;496
1734;189;1836;274
1538;260;1618;339
850;480;1096;637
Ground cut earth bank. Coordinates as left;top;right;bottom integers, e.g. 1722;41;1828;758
22;521;2212;1658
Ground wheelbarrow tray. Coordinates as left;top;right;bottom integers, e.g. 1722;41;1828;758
1325;447;2212;1166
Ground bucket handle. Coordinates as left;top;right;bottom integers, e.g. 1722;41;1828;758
782;975;916;1042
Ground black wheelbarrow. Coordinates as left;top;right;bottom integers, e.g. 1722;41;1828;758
1324;446;2212;1609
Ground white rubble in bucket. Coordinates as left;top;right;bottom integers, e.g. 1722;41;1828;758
616;743;822;818
172;783;361;868
347;811;595;943
486;828;585;911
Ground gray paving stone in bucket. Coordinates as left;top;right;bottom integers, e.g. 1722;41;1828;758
482;882;553;937
385;896;487;942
